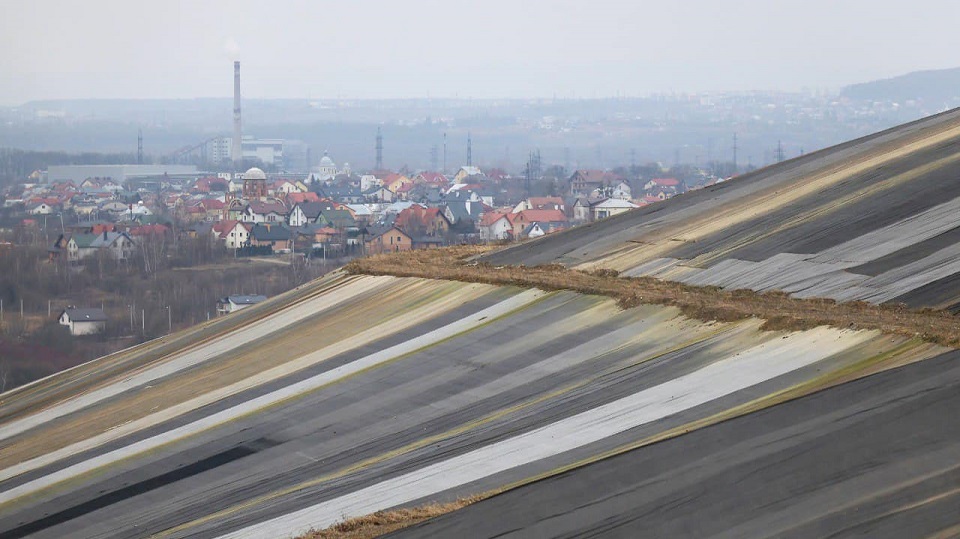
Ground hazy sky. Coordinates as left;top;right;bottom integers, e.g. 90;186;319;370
2;0;959;105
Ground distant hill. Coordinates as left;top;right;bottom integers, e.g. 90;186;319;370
842;67;960;104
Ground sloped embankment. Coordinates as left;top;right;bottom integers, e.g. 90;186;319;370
347;246;960;347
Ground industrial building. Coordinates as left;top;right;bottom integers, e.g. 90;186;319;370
45;164;198;184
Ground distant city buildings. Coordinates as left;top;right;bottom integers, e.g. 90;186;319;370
207;136;307;170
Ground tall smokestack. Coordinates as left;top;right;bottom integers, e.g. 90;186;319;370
232;61;242;170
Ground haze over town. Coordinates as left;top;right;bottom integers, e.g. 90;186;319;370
4;0;960;103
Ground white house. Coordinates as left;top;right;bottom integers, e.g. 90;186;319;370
67;232;136;261
28;202;55;215
59;307;107;336
360;175;381;192
591;198;639;220
288;202;324;227
611;182;633;200
215;221;252;249
521;222;547;239
272;180;302;195
130;201;154;216
217;294;267;315
479;213;513;241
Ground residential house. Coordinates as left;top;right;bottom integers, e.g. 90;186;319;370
344;204;374;225
318;185;364;204
248;223;292;251
513;196;565;213
292;224;340;251
611;182;633;200
643;178;685;193
443;199;485;234
67;232;135;261
288;202;326;227
570;170;617;196
359;174;381;192
128;224;170;245
284;191;320;206
394;205;451;237
453;166;483;183
479;212;514;241
226;198;248;221
521;222;548;240
243;200;288;223
591;198;639;220
99;200;130;218
200;198;225;220
27;201;56;215
363;185;395;203
365;225;412;254
216;294;267;315
414;172;448;187
382;173;413;194
316;208;357;230
271;180;303;196
509;209;568;238
572;197;606;222
213;220;253;249
59;307;108;336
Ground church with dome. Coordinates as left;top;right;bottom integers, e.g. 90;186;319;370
314;151;339;182
241;166;268;200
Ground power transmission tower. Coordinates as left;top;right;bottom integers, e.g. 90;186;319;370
375;127;383;170
467;132;472;167
442;132;447;173
137;129;143;165
430;145;438;171
776;140;785;163
524;149;541;196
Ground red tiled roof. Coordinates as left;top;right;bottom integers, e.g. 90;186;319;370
651;178;680;187
512;209;567;223
285;192;320;205
480;211;512;227
527;196;564;209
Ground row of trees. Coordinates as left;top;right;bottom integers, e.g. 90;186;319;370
0;228;333;391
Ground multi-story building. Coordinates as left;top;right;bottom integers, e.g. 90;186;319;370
209;136;286;168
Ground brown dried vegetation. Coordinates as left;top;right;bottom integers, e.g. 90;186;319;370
347;246;960;347
299;496;483;539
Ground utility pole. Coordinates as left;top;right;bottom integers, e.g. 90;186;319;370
375;127;383;170
776;140;785;163
732;132;738;172
467;132;472;167
167;306;171;334
142;309;145;336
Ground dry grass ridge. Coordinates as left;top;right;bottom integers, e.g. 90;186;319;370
346;246;960;347
298;496;483;539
